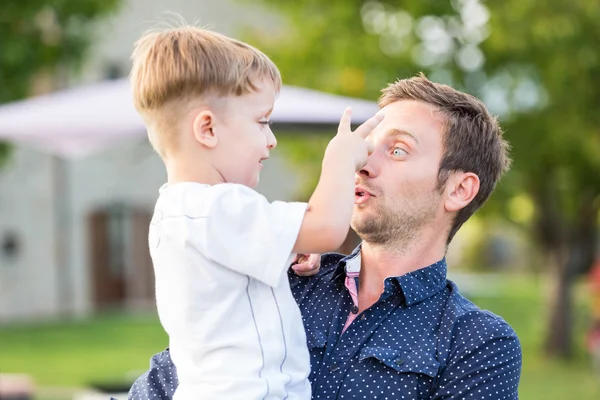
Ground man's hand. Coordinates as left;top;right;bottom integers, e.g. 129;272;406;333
291;253;321;276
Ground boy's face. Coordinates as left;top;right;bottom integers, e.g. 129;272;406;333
213;79;278;188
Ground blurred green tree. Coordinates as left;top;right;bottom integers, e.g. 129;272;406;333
0;0;122;165
241;0;600;358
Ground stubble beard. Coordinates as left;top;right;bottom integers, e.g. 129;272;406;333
351;193;441;250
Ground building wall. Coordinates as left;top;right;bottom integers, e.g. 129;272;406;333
77;0;282;84
0;150;59;322
0;136;300;322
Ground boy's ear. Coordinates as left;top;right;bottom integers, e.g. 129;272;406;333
193;110;218;148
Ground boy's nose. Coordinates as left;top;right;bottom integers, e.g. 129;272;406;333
267;130;277;149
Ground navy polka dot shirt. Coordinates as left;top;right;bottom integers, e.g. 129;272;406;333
128;248;522;399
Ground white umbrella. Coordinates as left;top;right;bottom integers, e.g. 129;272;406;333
0;78;379;158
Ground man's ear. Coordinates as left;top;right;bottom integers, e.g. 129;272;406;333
192;110;218;148
444;172;480;212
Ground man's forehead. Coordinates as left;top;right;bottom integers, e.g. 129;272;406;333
375;100;443;136
378;99;439;118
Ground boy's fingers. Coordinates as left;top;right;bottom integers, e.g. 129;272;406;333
354;113;384;138
337;107;352;134
366;140;374;155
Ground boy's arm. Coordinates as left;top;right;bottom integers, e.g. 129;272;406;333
198;184;309;287
198;110;381;286
293;109;382;254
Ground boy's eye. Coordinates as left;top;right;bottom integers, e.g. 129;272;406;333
392;147;407;157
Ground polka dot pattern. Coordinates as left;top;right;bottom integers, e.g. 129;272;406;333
127;248;522;399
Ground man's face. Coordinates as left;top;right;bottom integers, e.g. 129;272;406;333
351;100;446;246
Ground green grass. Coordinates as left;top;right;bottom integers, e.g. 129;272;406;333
0;312;168;388
0;275;599;399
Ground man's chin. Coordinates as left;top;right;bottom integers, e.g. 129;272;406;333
351;214;375;233
353;202;372;212
353;203;377;221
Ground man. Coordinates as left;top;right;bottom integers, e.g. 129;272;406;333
128;74;522;399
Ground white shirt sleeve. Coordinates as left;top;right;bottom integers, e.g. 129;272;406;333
195;183;308;287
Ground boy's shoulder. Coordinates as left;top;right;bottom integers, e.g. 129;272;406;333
158;182;259;199
155;182;263;217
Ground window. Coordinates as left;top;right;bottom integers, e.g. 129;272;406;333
107;204;129;276
1;231;20;261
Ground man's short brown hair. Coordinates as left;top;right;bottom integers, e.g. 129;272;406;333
130;25;281;157
379;73;511;243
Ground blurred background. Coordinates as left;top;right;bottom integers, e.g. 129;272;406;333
0;0;599;399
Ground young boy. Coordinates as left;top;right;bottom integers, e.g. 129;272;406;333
129;25;381;399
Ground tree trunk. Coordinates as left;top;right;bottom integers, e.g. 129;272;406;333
544;249;574;357
539;189;598;358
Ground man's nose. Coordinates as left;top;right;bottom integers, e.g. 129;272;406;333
358;155;378;178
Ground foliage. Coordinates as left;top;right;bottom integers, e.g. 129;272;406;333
241;0;600;224
0;0;122;163
276;132;332;200
239;0;600;357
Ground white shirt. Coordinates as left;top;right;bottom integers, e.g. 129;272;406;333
149;182;311;400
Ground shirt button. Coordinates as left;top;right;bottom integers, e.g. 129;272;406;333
329;363;340;372
351;305;359;314
394;358;404;366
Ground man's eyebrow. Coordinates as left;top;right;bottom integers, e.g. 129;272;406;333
384;128;419;144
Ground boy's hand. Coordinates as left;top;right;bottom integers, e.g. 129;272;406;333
291;253;321;276
327;108;382;171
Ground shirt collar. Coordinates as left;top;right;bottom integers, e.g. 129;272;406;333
396;259;447;306
331;245;361;281
331;244;448;306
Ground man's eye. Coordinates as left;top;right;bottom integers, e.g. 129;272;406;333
392;147;407;157
259;120;272;126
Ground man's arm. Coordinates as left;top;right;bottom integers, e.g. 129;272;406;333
432;312;522;399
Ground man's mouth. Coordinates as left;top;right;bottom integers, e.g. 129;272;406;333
355;186;374;204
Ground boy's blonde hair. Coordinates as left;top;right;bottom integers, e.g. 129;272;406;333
130;25;282;157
